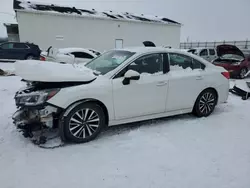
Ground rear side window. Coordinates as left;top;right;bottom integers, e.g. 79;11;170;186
192;58;206;70
200;49;208;56
1;43;13;49
71;52;94;59
13;43;28;49
169;53;192;70
209;49;215;55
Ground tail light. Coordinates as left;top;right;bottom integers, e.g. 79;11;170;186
221;72;230;79
40;56;46;61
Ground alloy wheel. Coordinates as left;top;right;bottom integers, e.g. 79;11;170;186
69;108;100;139
199;92;215;115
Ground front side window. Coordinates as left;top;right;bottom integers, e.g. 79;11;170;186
85;50;135;75
114;53;168;78
169;53;192;70
127;53;163;74
200;49;208;56
71;52;94;59
0;43;14;49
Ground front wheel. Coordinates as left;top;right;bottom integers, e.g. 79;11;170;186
62;102;106;143
193;89;217;117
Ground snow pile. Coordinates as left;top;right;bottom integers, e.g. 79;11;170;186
14;0;180;25
15;60;96;82
1;76;250;188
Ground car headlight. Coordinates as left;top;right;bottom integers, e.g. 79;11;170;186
16;89;60;106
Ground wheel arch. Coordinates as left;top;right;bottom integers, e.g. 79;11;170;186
25;53;35;59
62;98;109;125
195;87;219;106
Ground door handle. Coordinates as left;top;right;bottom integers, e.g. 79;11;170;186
196;76;203;80
156;81;168;86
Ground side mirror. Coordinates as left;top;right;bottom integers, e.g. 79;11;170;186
122;70;140;85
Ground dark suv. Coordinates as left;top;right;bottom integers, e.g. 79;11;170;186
0;42;41;61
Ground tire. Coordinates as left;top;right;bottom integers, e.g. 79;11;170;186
62;102;106;143
193;89;217;117
26;55;34;60
239;68;248;79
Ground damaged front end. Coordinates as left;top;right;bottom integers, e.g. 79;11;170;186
12;81;63;144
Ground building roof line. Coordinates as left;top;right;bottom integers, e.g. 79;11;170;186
13;0;181;26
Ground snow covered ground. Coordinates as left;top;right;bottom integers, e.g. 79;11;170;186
1;63;250;188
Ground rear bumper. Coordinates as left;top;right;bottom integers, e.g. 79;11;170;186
216;82;230;104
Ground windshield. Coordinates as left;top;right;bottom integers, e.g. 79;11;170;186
85;50;135;75
221;54;244;60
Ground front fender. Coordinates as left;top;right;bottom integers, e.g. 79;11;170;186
47;80;115;121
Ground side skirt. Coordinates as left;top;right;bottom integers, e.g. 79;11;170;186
109;108;193;126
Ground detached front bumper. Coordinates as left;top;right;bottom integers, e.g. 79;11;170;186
13;105;58;128
12;104;61;137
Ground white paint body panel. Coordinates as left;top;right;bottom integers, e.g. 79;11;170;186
16;11;181;51
45;48;229;126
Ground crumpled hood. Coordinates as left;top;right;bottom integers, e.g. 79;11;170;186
217;44;245;58
15;60;97;82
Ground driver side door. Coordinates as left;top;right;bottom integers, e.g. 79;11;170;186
112;53;169;120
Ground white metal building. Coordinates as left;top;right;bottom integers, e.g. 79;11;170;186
14;0;181;51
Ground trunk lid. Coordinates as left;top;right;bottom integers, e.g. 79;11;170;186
216;44;245;58
15;60;97;82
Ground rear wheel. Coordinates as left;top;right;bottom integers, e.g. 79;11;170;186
26;55;34;60
62;102;106;143
239;68;248;79
193;89;217;117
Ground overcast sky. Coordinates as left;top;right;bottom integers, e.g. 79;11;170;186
0;0;249;42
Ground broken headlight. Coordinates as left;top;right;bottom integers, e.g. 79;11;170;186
15;89;60;106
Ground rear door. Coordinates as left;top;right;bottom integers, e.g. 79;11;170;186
166;53;206;111
13;43;30;59
0;43;14;59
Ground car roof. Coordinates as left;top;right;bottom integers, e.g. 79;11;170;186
115;47;197;54
111;47;214;67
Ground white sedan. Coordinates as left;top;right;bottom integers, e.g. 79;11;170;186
13;47;229;144
41;47;101;64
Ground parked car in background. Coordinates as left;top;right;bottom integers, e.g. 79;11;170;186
0;42;41;61
212;45;250;79
240;48;250;58
13;47;229;144
40;47;101;64
187;47;217;62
